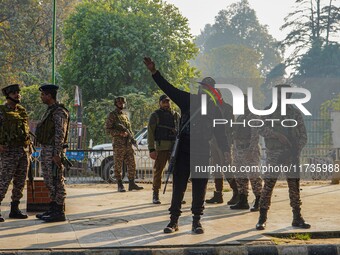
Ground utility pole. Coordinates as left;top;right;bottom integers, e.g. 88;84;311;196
51;0;57;83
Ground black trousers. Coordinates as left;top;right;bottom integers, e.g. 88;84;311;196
169;150;209;217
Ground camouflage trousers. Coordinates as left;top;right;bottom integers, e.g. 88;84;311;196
209;140;234;192
0;147;29;203
41;146;66;205
233;148;262;196
259;149;301;210
153;150;170;192
113;144;136;181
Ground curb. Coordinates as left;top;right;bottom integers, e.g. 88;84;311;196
0;245;339;255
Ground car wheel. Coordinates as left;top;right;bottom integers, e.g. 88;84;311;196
102;159;116;183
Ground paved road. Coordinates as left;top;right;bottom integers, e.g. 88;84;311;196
0;182;339;249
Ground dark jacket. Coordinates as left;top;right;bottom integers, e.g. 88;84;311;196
152;71;229;155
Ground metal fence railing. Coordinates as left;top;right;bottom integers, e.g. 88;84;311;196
29;112;336;183
31;148;161;184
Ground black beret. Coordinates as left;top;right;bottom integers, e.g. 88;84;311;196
2;84;21;96
39;84;59;92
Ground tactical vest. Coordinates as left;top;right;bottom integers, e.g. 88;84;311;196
154;109;177;141
0;105;30;147
265;106;297;150
233;115;251;142
35;104;69;145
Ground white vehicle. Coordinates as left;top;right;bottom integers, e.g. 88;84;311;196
88;127;154;182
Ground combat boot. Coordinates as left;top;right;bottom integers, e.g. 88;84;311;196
256;208;267;230
292;208;311;229
41;204;66;222
192;215;204;234
0;207;4;222
250;196;260;212
227;178;240;205
205;191;223;204
117;180;126;192
128;179;144;191
230;194;250;209
36;201;57;219
163;215;179;233
152;191;161;204
9;201;28;219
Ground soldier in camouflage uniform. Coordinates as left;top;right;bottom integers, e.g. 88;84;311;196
148;95;180;204
35;84;70;222
230;96;262;211
105;96;143;192
256;84;310;230
0;84;31;222
205;84;239;205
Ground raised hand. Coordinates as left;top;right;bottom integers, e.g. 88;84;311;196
143;57;157;74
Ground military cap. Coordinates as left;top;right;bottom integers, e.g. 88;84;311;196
159;94;170;102
39;84;59;92
197;77;216;86
114;96;126;103
2;84;21;96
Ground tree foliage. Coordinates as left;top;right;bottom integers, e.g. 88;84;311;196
0;0;79;86
195;0;282;76
280;0;340;67
280;0;340;110
61;0;198;104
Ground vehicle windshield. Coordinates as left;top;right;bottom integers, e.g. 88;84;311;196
134;127;147;140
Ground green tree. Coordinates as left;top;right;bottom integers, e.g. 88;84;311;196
0;0;79;85
20;85;45;121
280;0;340;67
280;0;340;110
195;0;282;75
61;0;198;104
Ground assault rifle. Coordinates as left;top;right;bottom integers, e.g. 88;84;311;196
163;135;180;194
28;157;35;202
115;123;139;151
162;108;201;194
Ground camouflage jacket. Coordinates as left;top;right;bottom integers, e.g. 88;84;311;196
105;108;134;146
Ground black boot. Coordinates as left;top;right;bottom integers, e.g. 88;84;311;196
256;208;267;230
292;208;311;229
0;206;4;222
192;215;204;234
205;191;223;204
250;196;260;212
230;194;250;209
41;204;66;222
227;178;239;205
164;215;179;233
117;180;126;192
153;191;161;204
36;201;57;219
9;201;28;219
128;179;144;191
